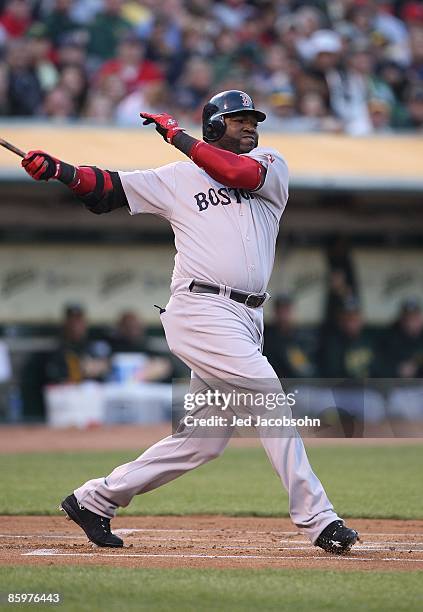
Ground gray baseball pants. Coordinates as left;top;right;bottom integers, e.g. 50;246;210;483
75;288;340;543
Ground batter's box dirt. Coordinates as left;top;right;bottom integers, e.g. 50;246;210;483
1;516;422;571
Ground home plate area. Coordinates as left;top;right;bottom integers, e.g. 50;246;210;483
1;516;423;571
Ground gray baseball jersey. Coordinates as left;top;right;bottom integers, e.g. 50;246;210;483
119;147;289;294
75;146;341;542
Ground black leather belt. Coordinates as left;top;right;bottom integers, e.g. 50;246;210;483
189;280;267;308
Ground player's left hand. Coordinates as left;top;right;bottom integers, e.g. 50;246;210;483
140;112;183;144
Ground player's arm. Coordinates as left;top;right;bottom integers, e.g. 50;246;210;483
21;150;128;214
140;112;265;190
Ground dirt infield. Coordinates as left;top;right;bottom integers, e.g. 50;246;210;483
1;516;422;572
2;425;422;572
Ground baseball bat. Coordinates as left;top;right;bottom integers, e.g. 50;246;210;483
0;138;26;158
0;138;49;174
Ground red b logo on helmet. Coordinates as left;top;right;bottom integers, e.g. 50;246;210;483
240;93;251;107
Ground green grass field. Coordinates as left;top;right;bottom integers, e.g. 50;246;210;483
1;445;422;518
1;443;422;611
1;567;422;612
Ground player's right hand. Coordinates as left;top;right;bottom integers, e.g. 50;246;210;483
22;150;61;181
140;112;183;144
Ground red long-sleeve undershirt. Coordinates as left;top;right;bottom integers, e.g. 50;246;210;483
189;141;265;190
68;140;264;197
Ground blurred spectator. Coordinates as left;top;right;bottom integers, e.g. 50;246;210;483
59;64;88;114
407;21;423;82
0;0;32;39
297;29;343;114
262;86;296;129
323;236;358;330
94;72;126;108
45;304;111;384
371;0;410;64
96;34;163;97
83;91;115;122
109;310;151;353
56;35;88;70
0;0;421;130
367;94;393;132
296;90;342;132
173;57;213;118
324;268;355;331
330;43;395;135
43;0;79;47
122;0;155;36
378;59;409;127
319;297;377;379
403;84;423;130
114;81;166;125
26;23;59;94
378;59;408;103
294;5;325;62
5;38;43;116
212;27;243;86
109;310;172;382
144;15;183;68
42;84;75;119
402;1;423;28
20;304;110;420
380;298;423;378
212;0;253;30
275;14;299;60
235;15;264;73
264;294;316;378
87;0;132;63
327;235;357;291
69;0;103;26
254;44;292;94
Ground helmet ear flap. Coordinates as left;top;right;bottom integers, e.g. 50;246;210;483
204;116;226;142
202;103;226;142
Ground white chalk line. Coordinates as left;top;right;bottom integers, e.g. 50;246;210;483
21;549;423;563
221;545;423;552
360;532;423;537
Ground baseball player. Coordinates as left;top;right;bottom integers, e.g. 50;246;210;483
22;90;359;554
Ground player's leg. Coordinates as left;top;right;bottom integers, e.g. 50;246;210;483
61;371;232;546
69;295;255;521
161;293;356;549
256;426;339;542
73;375;233;518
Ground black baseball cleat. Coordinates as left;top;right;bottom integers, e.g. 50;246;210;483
60;494;123;548
315;520;359;554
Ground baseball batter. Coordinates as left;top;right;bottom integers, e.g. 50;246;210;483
22;90;358;554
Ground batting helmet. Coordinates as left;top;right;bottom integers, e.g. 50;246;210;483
202;90;266;142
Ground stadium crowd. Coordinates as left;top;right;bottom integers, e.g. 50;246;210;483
0;0;422;133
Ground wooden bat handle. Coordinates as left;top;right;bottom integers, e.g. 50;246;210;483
0;138;27;158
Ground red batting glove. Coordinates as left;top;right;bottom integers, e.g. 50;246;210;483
140;112;183;144
21;150;62;181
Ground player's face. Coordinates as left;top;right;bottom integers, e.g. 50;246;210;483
216;112;259;154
